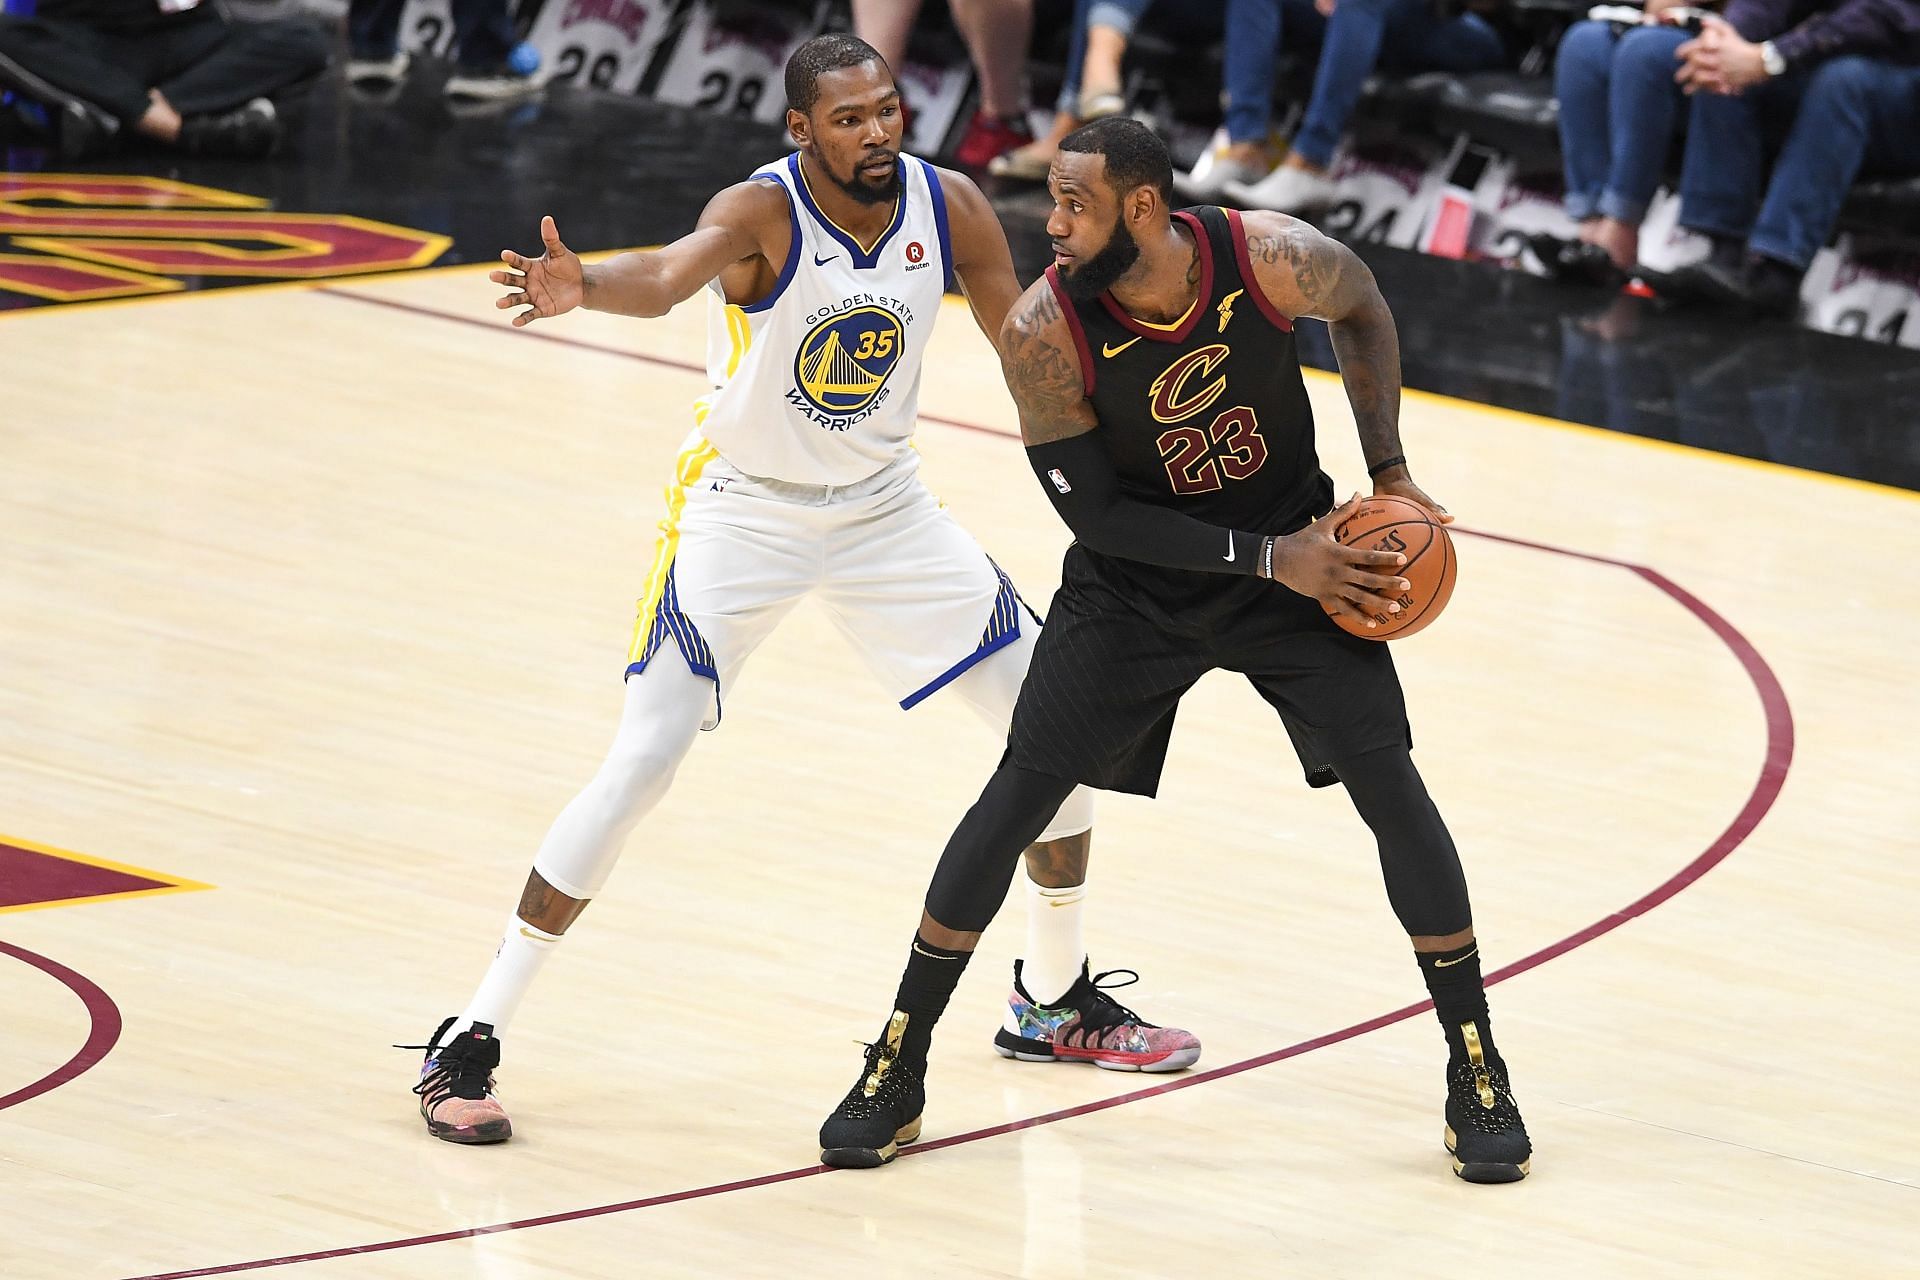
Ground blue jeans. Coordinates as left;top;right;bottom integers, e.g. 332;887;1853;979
1056;0;1281;144
1553;20;1688;224
1282;0;1507;169
1680;55;1920;270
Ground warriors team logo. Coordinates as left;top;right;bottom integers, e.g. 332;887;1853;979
792;304;905;417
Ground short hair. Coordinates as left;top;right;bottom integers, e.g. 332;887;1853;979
785;34;888;115
1058;117;1173;204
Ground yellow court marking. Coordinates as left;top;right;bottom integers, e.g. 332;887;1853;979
0;832;213;915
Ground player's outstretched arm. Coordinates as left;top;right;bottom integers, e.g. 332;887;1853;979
493;181;786;325
936;167;1023;352
999;282;1408;622
1237;212;1452;523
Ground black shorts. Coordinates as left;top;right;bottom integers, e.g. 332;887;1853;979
1008;545;1412;797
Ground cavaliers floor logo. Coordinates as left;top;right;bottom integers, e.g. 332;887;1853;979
793;305;904;415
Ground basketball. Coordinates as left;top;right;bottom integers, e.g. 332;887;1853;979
1324;495;1456;640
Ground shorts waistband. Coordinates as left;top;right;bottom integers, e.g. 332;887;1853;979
704;447;919;505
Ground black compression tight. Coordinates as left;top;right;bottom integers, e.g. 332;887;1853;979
921;746;1470;939
1332;745;1473;937
924;763;1079;933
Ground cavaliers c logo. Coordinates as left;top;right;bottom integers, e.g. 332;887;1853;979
793;305;905;415
1148;344;1231;424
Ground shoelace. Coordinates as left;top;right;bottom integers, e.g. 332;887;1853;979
1449;1061;1523;1133
838;1041;916;1117
394;1035;496;1103
1073;968;1160;1034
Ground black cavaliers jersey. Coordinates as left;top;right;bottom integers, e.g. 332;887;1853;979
1044;205;1334;540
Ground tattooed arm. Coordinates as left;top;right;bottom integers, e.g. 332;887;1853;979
1237;213;1451;522
997;280;1409;618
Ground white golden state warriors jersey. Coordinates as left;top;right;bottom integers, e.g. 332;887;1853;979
694;151;956;486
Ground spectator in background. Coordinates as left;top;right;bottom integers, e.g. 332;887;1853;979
1533;0;1701;285
346;0;542;101
988;0;1142;179
854;0;1037;166
0;0;325;157
1227;0;1508;212
1659;0;1920;313
1174;0;1284;200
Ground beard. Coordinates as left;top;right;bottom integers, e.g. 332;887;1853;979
824;149;903;205
1058;214;1141;300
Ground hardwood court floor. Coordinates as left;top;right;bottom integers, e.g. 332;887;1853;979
2;265;1916;1279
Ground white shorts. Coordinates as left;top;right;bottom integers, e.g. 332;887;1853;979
625;432;1026;727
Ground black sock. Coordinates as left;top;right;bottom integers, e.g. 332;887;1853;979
1416;941;1498;1065
887;934;973;1070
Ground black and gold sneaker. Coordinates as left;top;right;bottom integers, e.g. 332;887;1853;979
819;1011;925;1169
1443;1021;1531;1183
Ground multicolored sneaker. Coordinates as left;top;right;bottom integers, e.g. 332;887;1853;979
408;1017;512;1144
819;1011;925;1168
994;961;1201;1072
1443;1021;1531;1182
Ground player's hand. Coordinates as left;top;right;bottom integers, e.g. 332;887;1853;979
1272;494;1411;630
1372;471;1454;524
492;216;584;326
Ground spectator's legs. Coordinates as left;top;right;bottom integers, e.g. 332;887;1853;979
1590;23;1687;267
153;18;330;116
1747;57;1920;272
950;0;1034;119
0;17;153;125
1552;20;1618;225
1676;69;1796;251
1287;0;1399;170
347;0;408;60
1221;0;1280;158
1076;0;1152;114
448;0;517;70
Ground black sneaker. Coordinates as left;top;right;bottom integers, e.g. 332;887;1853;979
178;98;280;159
1526;232;1625;289
402;1017;513;1144
1443;1021;1531;1182
819;1011;924;1168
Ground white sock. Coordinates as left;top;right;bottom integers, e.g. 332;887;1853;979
1021;873;1087;1006
450;914;563;1042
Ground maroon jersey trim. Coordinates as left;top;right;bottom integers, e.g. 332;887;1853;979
1225;208;1296;333
1096;210;1215;343
1043;264;1097;397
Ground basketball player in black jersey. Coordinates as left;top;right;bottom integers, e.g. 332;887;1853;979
819;117;1531;1182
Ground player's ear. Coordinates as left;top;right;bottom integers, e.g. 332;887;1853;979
786;108;810;148
1125;183;1159;229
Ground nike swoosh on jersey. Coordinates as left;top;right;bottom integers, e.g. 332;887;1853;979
1102;336;1142;358
813;253;839;266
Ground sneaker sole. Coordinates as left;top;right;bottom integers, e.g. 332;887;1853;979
1444;1126;1530;1183
993;1028;1200;1073
820;1114;922;1169
426;1116;512;1144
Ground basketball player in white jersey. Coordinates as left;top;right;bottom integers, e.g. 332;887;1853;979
407;34;1199;1145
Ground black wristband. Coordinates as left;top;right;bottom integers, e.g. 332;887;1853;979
1367;454;1408;478
1259;535;1275;580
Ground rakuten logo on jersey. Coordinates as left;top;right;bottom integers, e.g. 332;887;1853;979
904;240;929;271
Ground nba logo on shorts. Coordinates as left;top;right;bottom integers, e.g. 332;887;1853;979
792;306;906;416
1047;468;1072;494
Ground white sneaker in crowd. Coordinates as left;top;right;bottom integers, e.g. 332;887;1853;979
1227;163;1340;214
1174;129;1272;202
